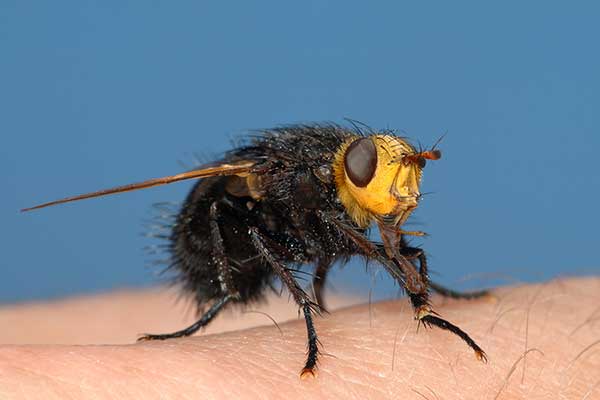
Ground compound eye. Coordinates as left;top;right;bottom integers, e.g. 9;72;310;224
344;137;378;187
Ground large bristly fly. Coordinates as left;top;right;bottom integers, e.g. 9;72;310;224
23;123;488;378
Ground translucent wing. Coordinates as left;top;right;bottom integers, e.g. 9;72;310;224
22;160;255;212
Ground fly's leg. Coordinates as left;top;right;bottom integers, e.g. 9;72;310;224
399;245;431;288
313;258;332;311
249;227;320;379
138;295;232;341
395;275;488;362
400;245;490;300
409;291;488;362
138;202;238;342
429;282;490;300
396;246;488;361
320;212;487;362
208;202;240;298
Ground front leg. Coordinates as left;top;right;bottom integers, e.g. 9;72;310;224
319;211;487;362
399;245;490;300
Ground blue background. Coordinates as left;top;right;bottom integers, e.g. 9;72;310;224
2;2;599;303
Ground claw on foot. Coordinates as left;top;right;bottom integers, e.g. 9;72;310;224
415;305;439;320
475;350;488;363
137;334;159;342
300;367;317;380
415;305;431;320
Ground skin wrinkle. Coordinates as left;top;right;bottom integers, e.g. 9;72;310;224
231;329;296;390
130;370;162;396
8;359;76;389
4;364;74;399
330;373;385;398
581;380;600;400
333;314;424;397
74;350;127;380
241;350;284;384
365;376;390;400
325;370;364;400
93;346;203;398
342;340;446;396
129;357;188;394
335;321;419;369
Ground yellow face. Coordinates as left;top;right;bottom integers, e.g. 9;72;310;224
333;135;438;228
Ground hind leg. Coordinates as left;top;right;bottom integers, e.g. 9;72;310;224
138;295;232;341
139;202;238;341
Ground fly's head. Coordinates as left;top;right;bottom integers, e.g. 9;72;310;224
333;134;441;240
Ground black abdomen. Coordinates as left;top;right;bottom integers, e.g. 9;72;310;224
170;176;274;308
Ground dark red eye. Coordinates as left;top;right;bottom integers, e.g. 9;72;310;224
344;137;377;187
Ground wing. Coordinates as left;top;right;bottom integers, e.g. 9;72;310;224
21;160;256;212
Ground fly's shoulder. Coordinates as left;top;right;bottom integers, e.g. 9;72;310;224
219;124;354;207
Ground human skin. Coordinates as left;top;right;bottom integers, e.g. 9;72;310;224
0;277;598;400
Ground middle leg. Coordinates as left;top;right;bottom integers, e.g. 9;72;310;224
249;227;320;379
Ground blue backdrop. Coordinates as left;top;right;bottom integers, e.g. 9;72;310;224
2;1;599;303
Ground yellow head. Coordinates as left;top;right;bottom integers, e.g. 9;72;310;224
333;134;441;229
